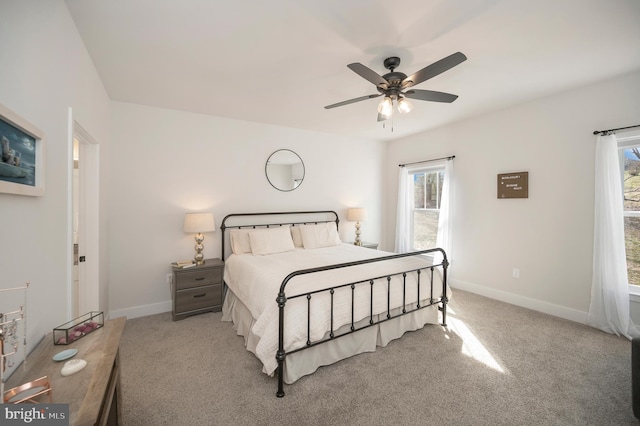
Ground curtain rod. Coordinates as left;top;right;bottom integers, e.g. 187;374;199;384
399;155;455;167
593;124;640;135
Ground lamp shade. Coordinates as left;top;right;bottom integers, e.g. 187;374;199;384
347;208;367;222
183;212;215;233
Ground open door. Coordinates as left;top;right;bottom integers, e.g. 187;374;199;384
70;110;100;318
72;136;82;317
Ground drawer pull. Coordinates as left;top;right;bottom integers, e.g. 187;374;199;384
193;293;206;298
195;277;205;281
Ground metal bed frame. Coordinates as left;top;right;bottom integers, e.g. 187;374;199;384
220;210;449;398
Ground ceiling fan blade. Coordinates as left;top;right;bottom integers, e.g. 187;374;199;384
402;52;467;89
324;93;381;109
347;63;388;88
404;89;459;103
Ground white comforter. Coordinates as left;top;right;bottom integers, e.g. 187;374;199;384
224;243;446;375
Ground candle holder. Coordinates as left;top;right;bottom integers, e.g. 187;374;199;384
53;311;104;345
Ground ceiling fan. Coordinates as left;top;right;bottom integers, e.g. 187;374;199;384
324;52;467;121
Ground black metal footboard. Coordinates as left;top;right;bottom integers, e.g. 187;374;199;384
275;248;449;398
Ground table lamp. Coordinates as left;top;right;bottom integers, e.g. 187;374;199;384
347;208;367;246
183;212;215;265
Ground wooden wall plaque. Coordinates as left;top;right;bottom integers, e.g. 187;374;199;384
497;171;528;199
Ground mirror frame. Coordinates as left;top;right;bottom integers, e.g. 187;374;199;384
265;149;305;192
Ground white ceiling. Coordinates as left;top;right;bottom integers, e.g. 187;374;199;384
65;0;640;142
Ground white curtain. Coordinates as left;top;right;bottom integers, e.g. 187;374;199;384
435;159;453;264
588;133;638;338
395;159;453;261
395;166;411;253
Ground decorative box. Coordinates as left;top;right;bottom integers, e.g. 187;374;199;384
53;311;104;345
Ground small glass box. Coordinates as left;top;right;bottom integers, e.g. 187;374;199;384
53;311;104;345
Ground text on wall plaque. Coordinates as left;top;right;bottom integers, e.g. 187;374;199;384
497;171;528;199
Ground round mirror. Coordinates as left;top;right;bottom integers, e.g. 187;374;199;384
265;149;305;191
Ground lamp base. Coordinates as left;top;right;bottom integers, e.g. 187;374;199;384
354;221;362;246
194;233;205;265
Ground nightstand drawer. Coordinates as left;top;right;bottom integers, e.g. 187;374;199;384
175;284;222;313
175;268;221;290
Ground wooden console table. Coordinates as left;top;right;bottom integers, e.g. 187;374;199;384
5;317;126;426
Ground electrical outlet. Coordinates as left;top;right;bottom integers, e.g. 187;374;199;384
512;268;520;278
166;273;173;285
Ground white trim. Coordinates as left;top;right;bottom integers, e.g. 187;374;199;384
108;300;172;320
406;163;446;175
68;108;101;319
66;111;74;320
630;285;640;303
620;136;640;289
73;121;97;145
617;132;640;146
450;279;589;324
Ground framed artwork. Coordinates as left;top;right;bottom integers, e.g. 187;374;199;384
0;102;44;196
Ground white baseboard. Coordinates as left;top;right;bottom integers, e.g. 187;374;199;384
450;279;589;325
109;300;171;320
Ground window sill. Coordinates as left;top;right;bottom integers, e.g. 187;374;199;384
630;285;640;303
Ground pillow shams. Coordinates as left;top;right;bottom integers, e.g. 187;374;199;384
249;226;295;255
290;226;303;247
230;229;252;254
299;222;341;249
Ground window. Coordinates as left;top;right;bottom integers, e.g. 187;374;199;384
409;167;444;250
619;134;640;287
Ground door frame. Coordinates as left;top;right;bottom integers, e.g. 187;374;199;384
67;108;100;319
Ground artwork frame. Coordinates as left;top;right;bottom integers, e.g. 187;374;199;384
0;102;45;196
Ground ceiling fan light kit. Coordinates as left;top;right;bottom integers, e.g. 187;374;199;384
377;96;393;119
397;97;413;114
325;52;467;123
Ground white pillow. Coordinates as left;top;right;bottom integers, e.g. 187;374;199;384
249;226;295;255
230;229;252;255
290;226;303;247
299;223;341;249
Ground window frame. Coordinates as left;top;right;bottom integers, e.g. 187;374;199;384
407;164;445;251
617;132;640;296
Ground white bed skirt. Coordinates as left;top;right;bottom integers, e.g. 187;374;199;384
222;289;441;384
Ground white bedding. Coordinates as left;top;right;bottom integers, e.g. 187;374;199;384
224;243;447;376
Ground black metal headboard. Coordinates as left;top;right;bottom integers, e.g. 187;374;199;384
220;210;339;260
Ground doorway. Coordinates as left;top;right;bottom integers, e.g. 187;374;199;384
70;111;100;318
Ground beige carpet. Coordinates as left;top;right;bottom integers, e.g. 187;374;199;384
118;290;636;425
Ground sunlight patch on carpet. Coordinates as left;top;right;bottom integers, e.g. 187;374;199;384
448;315;505;373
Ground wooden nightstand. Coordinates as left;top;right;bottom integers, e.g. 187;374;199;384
172;258;224;321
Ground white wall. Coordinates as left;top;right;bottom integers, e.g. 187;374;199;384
0;1;110;348
3;2;635;337
385;70;640;323
109;102;385;318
